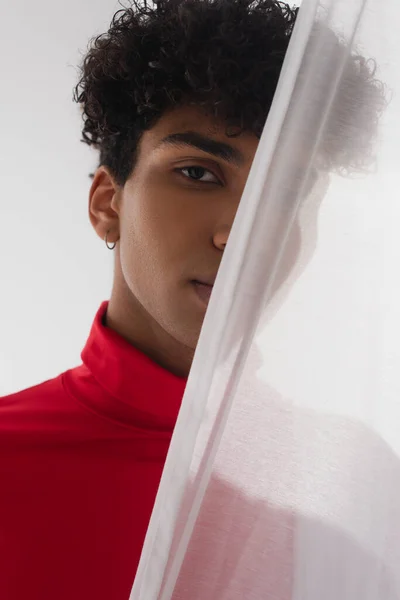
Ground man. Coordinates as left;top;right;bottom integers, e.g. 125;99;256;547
0;1;384;599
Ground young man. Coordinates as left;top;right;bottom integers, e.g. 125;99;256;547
0;1;383;599
0;3;299;597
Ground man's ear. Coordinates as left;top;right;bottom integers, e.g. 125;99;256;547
88;166;121;244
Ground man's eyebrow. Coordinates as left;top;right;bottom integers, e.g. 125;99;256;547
158;131;245;165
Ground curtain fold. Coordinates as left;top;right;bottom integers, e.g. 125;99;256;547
130;0;400;597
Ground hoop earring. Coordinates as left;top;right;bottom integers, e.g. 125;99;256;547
105;229;117;250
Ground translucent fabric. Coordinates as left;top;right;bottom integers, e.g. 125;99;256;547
130;0;400;598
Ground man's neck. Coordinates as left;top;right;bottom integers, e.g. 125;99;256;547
106;282;193;380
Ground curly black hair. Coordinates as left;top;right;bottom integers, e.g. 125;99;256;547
74;0;298;184
74;0;387;185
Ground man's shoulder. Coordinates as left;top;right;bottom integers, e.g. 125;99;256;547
0;367;80;436
1;371;65;406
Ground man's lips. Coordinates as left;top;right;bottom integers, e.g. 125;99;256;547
193;277;216;286
192;280;214;305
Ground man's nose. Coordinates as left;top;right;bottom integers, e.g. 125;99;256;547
213;225;231;250
213;192;243;250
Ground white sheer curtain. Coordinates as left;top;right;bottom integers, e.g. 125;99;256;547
130;0;400;598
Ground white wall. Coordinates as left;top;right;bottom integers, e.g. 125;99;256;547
0;0;121;395
0;0;302;396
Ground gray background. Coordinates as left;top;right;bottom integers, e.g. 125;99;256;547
0;0;121;394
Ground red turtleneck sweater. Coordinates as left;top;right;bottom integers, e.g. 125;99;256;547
0;301;187;600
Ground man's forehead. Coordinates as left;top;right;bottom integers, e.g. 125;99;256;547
151;105;225;141
144;105;259;165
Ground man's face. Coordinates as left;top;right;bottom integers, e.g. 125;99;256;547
90;104;303;376
116;105;259;347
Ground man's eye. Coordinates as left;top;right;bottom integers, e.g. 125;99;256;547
178;166;220;184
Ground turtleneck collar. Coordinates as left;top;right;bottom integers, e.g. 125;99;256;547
79;301;187;431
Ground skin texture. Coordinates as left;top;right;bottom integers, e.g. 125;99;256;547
89;104;301;378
